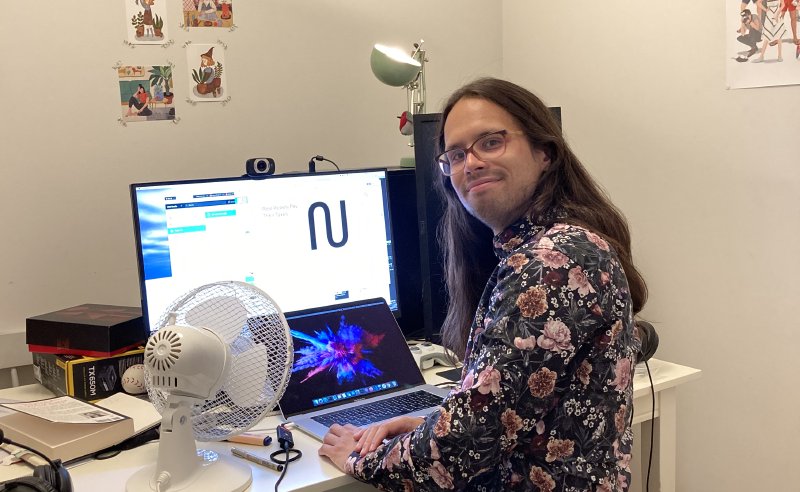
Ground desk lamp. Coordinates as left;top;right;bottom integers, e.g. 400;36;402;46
370;40;427;167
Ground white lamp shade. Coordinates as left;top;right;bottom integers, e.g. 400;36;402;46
370;44;421;87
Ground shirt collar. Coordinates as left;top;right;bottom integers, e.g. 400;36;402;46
492;207;566;258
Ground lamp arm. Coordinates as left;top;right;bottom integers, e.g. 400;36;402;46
407;47;426;115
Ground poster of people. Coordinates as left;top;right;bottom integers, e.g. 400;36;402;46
118;65;177;123
125;0;170;45
182;0;234;28
727;0;800;89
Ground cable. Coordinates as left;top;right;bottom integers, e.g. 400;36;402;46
0;428;65;491
94;424;161;460
645;359;655;492
307;155;340;173
627;361;656;492
270;424;302;492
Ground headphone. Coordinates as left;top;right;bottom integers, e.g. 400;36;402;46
0;430;72;492
635;320;659;363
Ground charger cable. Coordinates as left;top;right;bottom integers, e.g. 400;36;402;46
307;155;340;173
269;424;302;492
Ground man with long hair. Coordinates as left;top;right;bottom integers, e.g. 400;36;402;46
320;78;647;491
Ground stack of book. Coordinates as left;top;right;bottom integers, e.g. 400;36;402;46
0;393;160;463
26;304;149;401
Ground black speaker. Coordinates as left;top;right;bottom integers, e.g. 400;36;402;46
412;113;450;341
413;114;498;342
410;109;562;341
385;167;424;338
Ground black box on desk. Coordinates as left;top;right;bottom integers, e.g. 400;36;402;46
26;304;147;357
31;348;144;402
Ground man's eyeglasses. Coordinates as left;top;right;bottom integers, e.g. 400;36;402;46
436;130;524;176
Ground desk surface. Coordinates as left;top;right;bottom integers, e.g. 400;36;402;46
0;359;700;491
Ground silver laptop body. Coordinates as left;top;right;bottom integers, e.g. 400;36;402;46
278;298;449;441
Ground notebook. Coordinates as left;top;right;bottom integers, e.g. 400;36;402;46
279;298;450;440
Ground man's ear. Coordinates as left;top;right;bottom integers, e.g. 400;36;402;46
534;147;552;170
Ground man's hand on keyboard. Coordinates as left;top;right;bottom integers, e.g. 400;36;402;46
319;423;361;472
353;416;425;457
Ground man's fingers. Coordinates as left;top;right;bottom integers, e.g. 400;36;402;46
318;443;332;456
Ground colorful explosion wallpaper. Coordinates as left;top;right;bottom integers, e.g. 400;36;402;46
291;315;386;386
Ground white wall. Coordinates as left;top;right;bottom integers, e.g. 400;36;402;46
0;1;502;342
503;1;799;490
4;2;790;489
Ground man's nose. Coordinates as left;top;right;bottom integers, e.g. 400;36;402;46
463;150;486;174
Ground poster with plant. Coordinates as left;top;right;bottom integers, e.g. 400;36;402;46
125;0;170;45
186;44;228;102
183;0;234;28
118;65;177;122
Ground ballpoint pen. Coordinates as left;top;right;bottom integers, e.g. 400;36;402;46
231;447;284;472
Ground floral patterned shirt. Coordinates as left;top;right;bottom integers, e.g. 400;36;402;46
347;213;639;492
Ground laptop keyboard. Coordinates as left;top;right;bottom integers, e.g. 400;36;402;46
311;390;444;428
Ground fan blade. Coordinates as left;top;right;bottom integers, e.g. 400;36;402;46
185;295;248;343
227;343;272;407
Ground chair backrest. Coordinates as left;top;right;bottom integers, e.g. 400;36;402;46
0;332;31;388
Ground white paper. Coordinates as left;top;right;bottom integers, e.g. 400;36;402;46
0;399;18;419
1;396;126;424
95;393;161;433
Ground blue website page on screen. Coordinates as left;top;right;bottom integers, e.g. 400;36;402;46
132;170;399;331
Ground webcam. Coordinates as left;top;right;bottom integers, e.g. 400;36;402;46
245;157;276;177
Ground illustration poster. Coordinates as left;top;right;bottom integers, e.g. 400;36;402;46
118;65;177;122
182;0;234;28
186;44;228;102
125;0;169;45
727;0;800;89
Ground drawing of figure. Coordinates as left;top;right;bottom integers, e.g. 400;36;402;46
779;0;800;57
137;0;156;37
754;0;786;61
201;47;215;82
220;0;232;20
197;0;219;26
126;84;152;117
736;9;763;61
741;0;767;23
196;47;222;97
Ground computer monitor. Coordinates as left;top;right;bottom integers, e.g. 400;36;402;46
130;169;400;332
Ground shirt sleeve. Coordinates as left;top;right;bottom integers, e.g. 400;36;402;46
347;226;629;490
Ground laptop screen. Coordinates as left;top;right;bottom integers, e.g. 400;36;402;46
279;298;424;417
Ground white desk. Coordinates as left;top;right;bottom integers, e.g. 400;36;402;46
1;359;699;492
629;359;701;492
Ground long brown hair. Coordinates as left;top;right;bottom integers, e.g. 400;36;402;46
435;78;648;357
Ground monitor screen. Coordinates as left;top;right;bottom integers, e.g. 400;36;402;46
131;169;400;332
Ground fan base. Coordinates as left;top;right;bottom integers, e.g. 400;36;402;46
126;451;252;492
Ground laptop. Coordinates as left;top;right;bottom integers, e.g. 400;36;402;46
279;298;450;440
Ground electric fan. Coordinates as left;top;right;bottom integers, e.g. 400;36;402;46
126;281;294;492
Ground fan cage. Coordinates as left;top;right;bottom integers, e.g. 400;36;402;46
144;280;294;441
